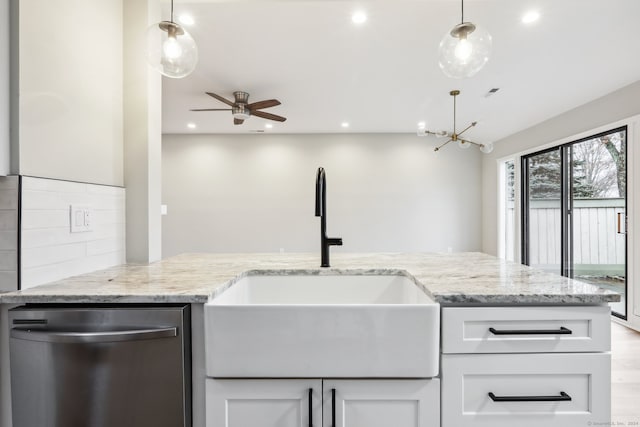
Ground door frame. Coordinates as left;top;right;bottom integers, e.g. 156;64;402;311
498;115;639;329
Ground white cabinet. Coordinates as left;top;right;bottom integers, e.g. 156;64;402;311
441;306;612;427
441;306;610;353
324;379;439;427
207;379;439;427
441;353;610;427
206;379;322;427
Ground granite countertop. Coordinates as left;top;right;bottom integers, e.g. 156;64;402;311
0;252;620;305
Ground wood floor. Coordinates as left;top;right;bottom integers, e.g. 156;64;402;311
611;321;640;422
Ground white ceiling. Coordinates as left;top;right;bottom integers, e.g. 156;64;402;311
162;0;640;143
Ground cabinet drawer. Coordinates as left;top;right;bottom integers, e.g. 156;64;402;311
441;353;610;427
442;306;610;353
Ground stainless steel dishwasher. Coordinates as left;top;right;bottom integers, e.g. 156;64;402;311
9;304;191;427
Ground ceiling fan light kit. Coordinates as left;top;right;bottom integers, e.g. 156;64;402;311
418;90;493;154
438;0;492;79
146;0;198;78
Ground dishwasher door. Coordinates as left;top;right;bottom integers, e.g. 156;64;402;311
9;304;191;427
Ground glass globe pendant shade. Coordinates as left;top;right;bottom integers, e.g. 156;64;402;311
438;22;492;79
146;21;198;78
457;140;471;149
479;142;494;154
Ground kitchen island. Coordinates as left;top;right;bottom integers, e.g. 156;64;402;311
0;252;620;427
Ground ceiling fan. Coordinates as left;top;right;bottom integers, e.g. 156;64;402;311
191;91;287;125
418;90;493;154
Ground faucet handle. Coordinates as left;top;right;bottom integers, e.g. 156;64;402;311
328;237;343;246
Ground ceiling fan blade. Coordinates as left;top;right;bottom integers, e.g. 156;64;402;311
190;108;232;111
234;118;245;125
247;99;281;110
252;110;287;122
206;92;235;107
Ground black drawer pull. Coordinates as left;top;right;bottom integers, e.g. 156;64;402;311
488;391;572;402
331;388;336;427
489;326;572;335
308;388;313;427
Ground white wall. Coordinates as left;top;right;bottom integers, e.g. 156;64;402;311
20;177;126;290
16;0;123;186
123;0;163;263
482;80;640;256
0;0;9;175
162;133;483;257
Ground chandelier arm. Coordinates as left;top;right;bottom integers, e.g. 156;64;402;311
460;138;483;148
456;122;477;137
424;130;451;137
434;139;454;152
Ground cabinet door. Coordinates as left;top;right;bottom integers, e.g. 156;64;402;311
322;379;439;427
207;379;322;427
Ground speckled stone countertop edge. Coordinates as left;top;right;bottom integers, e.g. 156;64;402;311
0;253;622;305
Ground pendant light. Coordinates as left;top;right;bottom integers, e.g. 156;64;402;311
438;0;492;79
146;0;198;79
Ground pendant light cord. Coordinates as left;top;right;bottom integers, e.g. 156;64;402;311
461;0;464;23
170;0;175;23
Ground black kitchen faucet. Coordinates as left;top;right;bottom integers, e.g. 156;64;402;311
315;167;343;267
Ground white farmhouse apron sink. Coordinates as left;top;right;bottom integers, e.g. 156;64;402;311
204;273;440;378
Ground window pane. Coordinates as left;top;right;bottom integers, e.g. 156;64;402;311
504;160;515;262
526;149;562;274
571;130;626;317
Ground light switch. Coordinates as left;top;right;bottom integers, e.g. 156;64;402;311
70;205;93;233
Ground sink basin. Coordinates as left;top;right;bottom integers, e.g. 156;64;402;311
204;273;439;378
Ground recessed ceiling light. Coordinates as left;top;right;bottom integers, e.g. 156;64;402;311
341;122;350;128
187;123;196;129
351;11;367;25
522;10;540;24
179;14;195;26
265;123;273;129
417;121;426;129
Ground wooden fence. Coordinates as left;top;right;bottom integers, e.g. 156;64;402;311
513;198;625;269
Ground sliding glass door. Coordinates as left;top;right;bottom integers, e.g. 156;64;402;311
522;127;627;318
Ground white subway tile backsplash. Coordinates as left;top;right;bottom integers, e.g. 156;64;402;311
20;177;126;290
0;250;17;270
0;189;18;209
0;271;18;292
86;237;125;256
22;243;87;268
0;211;18;230
20;252;125;290
21;210;70;229
0;231;18;250
0;176;19;290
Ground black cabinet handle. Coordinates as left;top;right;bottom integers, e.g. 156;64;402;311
488;391;572;402
331;388;336;427
489;326;572;335
308;388;313;427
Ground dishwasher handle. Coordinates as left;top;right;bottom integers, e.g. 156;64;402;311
10;326;177;344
